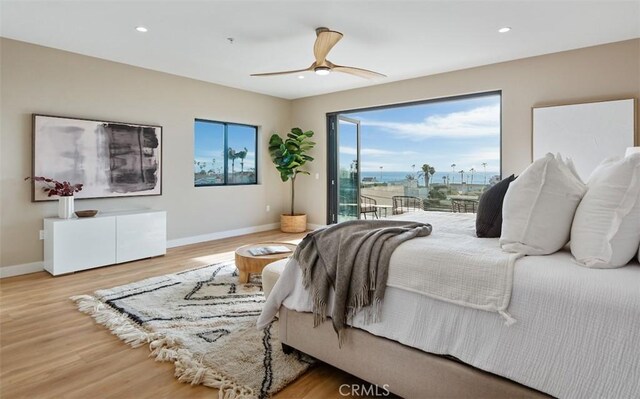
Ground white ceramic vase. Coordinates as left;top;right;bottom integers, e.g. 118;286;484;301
58;196;74;219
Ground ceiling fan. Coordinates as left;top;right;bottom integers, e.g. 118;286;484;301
251;27;386;79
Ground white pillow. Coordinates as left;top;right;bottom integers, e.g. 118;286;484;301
500;153;586;255
570;154;640;268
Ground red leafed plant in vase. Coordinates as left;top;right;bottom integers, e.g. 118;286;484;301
25;176;83;197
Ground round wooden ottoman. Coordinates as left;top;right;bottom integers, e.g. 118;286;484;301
234;242;296;284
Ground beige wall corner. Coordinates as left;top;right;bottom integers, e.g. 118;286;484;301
0;38;292;268
291;39;640;226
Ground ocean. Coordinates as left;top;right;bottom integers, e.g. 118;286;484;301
360;171;499;185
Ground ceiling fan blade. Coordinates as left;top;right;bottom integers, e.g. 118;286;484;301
314;28;343;65
332;64;386;79
250;66;312;77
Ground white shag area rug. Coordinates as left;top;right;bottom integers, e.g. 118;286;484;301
72;261;314;399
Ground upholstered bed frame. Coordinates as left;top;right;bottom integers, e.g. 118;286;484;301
279;307;548;398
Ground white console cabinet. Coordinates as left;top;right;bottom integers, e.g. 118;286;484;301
44;210;166;276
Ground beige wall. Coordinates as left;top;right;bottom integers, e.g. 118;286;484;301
2;38;639;268
0;38;291;268
291;39;640;226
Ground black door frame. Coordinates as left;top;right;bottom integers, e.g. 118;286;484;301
326;90;503;225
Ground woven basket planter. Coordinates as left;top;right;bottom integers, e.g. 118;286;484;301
280;214;307;233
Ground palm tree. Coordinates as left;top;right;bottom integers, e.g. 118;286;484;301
350;159;358;178
451;163;456;185
236;147;248;174
379;166;383;182
442;175;447;185
459;169;464;183
228;148;237;182
481;162;488;184
470;167;475;184
420;163;436;189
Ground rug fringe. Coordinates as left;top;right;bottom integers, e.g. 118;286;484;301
70;295;257;399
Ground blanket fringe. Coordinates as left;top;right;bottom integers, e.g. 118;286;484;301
372;297;383;323
338;329;345;348
347;284;384;325
498;310;517;326
70;295;257;399
312;290;327;328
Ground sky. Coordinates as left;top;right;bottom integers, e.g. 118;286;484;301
194;121;256;174
339;93;501;175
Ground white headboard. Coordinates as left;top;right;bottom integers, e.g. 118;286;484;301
532;98;637;181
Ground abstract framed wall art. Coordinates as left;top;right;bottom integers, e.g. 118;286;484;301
32;114;162;201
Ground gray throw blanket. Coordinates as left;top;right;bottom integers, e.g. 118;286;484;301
294;220;432;343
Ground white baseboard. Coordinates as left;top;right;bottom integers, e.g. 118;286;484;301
0;262;45;278
2;222;311;278
307;223;327;230
166;223;280;248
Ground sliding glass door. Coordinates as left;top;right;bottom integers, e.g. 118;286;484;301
327;115;362;224
337;116;361;223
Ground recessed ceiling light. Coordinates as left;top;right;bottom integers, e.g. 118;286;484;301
298;75;305;79
135;26;148;33
498;27;511;33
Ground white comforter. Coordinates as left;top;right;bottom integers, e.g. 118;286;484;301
258;212;640;399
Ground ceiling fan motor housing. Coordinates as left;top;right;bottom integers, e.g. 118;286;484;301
314;66;331;75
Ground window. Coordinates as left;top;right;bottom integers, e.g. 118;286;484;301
327;91;501;223
194;119;258;186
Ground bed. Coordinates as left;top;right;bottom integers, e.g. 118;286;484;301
258;211;640;398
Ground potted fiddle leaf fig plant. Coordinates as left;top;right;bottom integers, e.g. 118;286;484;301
268;127;316;233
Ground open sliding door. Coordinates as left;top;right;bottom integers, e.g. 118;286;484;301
327;115;361;224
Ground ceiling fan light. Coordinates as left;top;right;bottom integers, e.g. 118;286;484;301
314;66;331;76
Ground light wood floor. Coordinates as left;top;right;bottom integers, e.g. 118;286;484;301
0;230;377;399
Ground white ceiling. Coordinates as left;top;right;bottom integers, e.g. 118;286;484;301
1;1;638;100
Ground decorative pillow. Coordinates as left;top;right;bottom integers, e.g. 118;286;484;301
570;154;640;268
500;153;586;255
476;175;516;238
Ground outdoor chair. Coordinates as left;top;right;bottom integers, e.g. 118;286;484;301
451;198;478;213
360;195;378;219
392;196;423;215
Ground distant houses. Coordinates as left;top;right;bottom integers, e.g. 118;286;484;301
361;177;378;186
